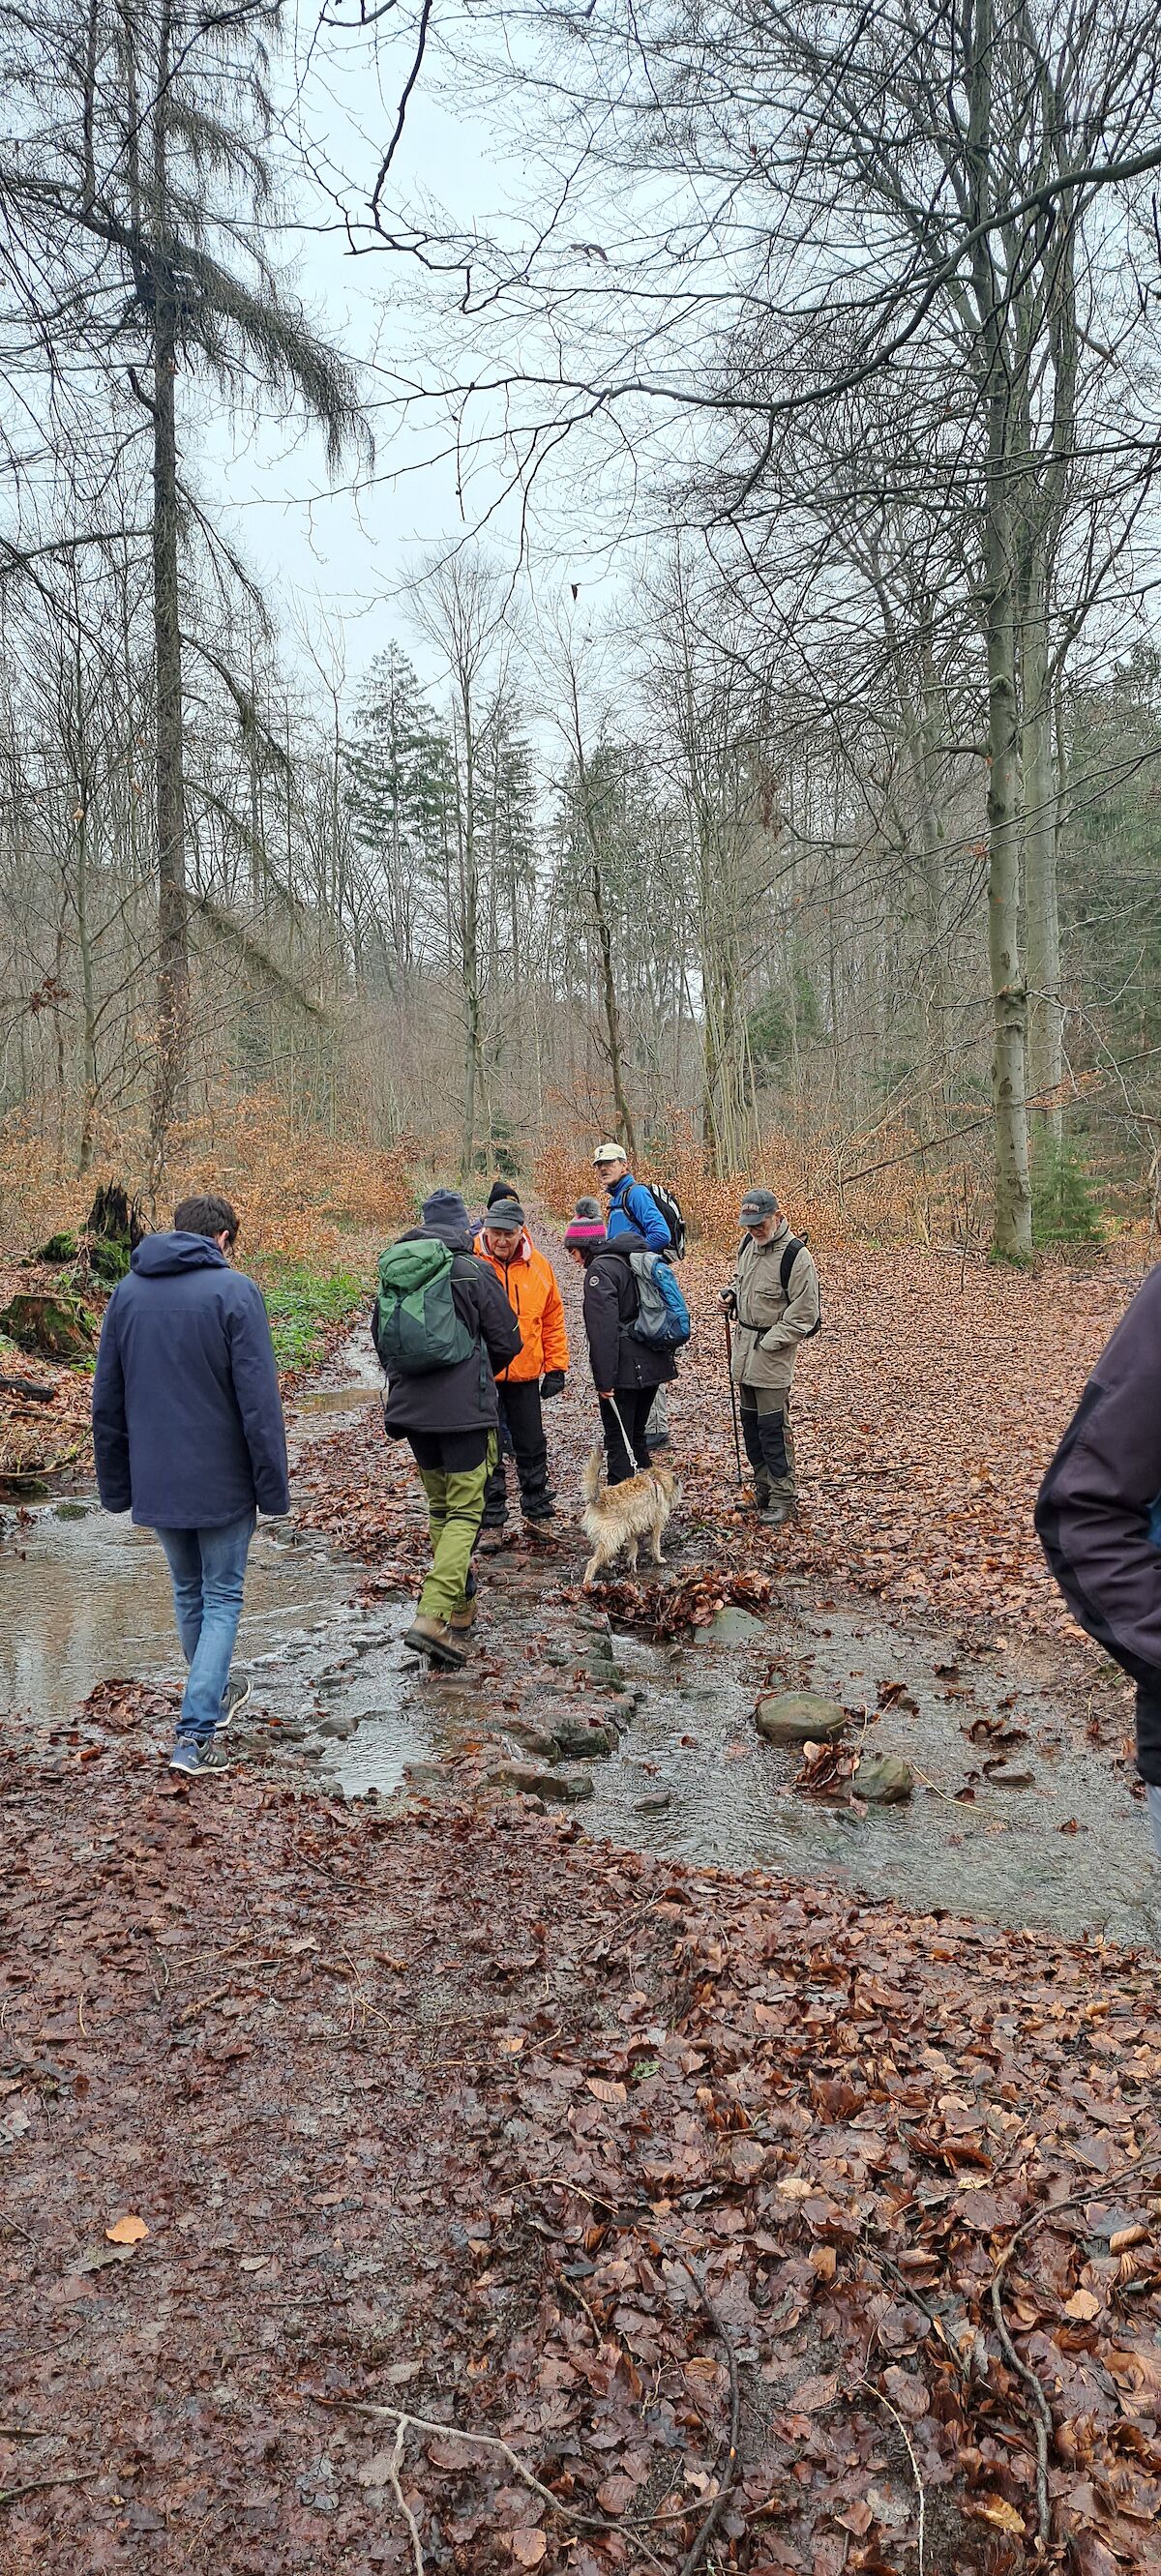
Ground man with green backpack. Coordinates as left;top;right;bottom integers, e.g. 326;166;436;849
372;1190;522;1666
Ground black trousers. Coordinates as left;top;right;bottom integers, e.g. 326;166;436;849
481;1379;553;1526
738;1384;794;1497
600;1387;654;1484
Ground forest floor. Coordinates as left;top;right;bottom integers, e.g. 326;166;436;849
3;1228;1161;2576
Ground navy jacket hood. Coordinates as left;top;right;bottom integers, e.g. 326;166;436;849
92;1243;289;1528
131;1230;228;1277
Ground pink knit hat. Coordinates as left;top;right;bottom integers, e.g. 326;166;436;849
563;1214;607;1251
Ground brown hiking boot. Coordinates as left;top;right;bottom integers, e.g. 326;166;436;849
402;1613;467;1669
447;1595;477;1634
476;1528;506;1556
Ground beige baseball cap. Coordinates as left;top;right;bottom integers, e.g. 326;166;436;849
592;1140;626;1165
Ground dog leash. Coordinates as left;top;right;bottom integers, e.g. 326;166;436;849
605;1393;635;1463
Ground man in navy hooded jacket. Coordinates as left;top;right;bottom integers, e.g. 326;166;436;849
92;1192;290;1778
1036;1260;1161;1859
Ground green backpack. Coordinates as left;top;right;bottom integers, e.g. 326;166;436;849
374;1239;476;1377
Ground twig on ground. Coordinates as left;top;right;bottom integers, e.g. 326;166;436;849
382;2417;425;2575
987;2155;1161;2555
335;2400;664;2564
0;2467;101;2504
858;2377;927;2576
677;2261;742;2576
173;1983;234;2028
858;2237;971;2380
0;2216;38;2247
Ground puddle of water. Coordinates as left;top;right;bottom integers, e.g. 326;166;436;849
578;1601;1159;1948
291;1329;383;1442
0;1504;362;1727
314;1584;1159;1948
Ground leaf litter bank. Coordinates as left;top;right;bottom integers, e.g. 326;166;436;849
4;1754;1161;2573
6;1235;1161;2570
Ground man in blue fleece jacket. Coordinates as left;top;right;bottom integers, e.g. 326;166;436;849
92;1192;289;1778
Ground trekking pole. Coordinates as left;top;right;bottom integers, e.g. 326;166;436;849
724;1310;744;1488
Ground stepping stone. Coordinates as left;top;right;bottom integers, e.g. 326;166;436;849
486;1761;594;1802
696;1607;766;1644
854;1752;914;1803
756;1692;850;1745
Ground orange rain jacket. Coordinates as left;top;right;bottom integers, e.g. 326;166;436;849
472;1227;569;1385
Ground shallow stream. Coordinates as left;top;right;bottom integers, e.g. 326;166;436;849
2;1328;1155;1951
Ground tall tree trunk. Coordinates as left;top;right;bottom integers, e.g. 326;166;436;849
986;555;1032;1258
1023;551;1063;1142
147;277;189;1189
591;854;637;1159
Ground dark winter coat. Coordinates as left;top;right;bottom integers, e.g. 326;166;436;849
605;1173;671;1253
1035;1261;1161;1781
580;1232;677;1396
373;1213;522;1437
91;1233;290;1528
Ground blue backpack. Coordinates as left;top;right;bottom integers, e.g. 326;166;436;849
629;1249;692;1349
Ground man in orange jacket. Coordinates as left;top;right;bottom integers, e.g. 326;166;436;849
472;1198;568;1546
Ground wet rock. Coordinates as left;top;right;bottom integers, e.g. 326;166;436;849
486;1761;594;1802
634;1791;672;1815
504;1720;562;1761
402;1761;446;1788
756;1692;850;1745
854;1752;914;1803
551;1714;617;1761
696;1607;766;1644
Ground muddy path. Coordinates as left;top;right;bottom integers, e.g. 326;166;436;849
5;1306;1156;1954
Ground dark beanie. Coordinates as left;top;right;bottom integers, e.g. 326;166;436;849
487;1176;518;1206
422;1188;471;1234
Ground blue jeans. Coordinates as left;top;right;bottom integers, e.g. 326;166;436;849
155;1512;255;1743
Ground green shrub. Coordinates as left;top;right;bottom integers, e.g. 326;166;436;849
1032;1137;1104;1247
258;1261;366;1369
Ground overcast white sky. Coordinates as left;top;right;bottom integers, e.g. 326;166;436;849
202;26;605;695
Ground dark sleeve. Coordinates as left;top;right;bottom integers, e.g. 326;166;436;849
1035;1266;1161;1683
228;1282;291;1516
91;1291;131;1512
472;1260;522;1376
583;1263;623;1390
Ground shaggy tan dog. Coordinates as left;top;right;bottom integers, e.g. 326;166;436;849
580;1448;678;1588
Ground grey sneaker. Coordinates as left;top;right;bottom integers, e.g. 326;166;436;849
168;1736;231;1778
217;1675;252;1734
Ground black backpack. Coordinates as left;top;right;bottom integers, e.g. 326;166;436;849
779;1234;821;1337
643;1181;687;1258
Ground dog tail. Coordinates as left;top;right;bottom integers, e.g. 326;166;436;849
581;1446;605;1507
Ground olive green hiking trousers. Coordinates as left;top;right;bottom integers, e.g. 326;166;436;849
414;1434;497;1622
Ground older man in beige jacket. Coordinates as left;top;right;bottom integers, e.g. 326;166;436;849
721;1186;819;1523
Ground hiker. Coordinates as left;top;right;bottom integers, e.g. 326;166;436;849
1036;1264;1161;1859
372;1188;521;1668
592;1141;673;1252
472;1198;569;1549
721;1186;819;1524
91;1192;290;1778
564;1210;678;1485
591;1150;677;1447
